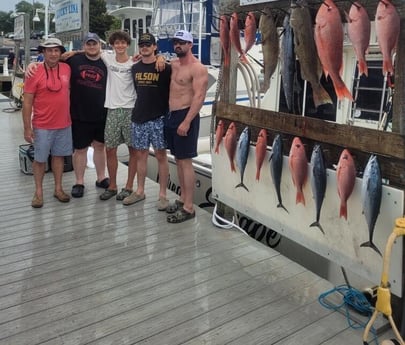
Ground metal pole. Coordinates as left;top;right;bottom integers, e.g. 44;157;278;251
24;14;30;70
44;2;49;39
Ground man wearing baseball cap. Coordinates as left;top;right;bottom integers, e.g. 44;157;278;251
165;29;208;223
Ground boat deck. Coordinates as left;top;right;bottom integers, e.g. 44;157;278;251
0;94;396;344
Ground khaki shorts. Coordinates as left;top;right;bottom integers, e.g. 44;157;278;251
104;108;133;148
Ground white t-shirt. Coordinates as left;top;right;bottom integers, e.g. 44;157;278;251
101;51;136;109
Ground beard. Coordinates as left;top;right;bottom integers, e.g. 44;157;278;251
176;50;186;58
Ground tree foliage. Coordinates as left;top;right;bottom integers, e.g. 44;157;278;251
90;0;120;40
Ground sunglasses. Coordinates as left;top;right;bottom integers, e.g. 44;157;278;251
173;40;188;46
138;42;153;48
44;64;62;92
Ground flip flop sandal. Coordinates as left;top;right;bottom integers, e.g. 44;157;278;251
71;184;85;198
167;208;195;223
166;199;184;214
99;189;117;200
95;178;110;189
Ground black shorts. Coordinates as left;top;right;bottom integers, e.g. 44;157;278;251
164;108;200;159
72;119;106;150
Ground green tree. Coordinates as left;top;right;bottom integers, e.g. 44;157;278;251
0;11;15;35
89;0;120;40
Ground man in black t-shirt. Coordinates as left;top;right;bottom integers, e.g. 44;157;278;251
122;33;171;210
68;33;110;198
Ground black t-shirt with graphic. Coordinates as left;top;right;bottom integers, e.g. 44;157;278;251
131;61;171;124
68;54;107;122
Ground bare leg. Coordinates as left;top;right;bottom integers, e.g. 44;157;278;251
106;147;118;191
155;149;168;199
32;160;46;199
176;158;185;203
176;158;195;213
92;140;107;182
72;147;87;185
51;156;65;193
135;149;148;196
126;146;137;191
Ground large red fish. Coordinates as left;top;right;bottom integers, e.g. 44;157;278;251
375;0;400;75
224;122;237;172
288;137;308;205
214;120;225;154
336;149;356;220
230;12;249;64
314;0;353;101
244;12;256;55
220;15;231;68
345;2;370;76
255;129;267;180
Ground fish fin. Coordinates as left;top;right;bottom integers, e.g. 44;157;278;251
231;162;236;172
214;146;219;154
235;182;249;192
339;202;347;220
360;241;382;257
310;221;325;235
224;54;230;68
334;80;354;101
240;54;249;64
312;84;332;108
277;203;289;214
296;191;305;206
383;59;394;76
358;59;368;77
256;170;260;181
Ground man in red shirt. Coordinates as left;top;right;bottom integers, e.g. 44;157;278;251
22;38;72;208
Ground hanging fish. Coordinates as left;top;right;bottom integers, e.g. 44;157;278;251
244;12;256;55
224;122;237;172
375;0;400;75
230;12;249;64
214;120;225;154
361;155;382;256
280;13;295;113
269;134;288;213
288;137;308;205
314;0;353;101
219;15;231;68
290;0;332;108
258;7;279;92
235;127;251;191
309;145;327;234
255;129;267;181
345;2;371;77
336;149;356;220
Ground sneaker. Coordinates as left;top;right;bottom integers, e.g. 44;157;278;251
123;192;145;206
157;197;169;211
99;189;117;200
116;188;133;201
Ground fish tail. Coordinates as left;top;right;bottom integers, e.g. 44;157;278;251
214;145;220;154
312;84;332;108
224;54;230;68
230;161;236;172
360;241;382;257
383;59;394;76
240;53;249;64
255;170;260;181
296;191;305;206
310;221;325;235
339;202;348;220
277;203;289;214
333;77;354;101
235;182;249;192
358;59;368;77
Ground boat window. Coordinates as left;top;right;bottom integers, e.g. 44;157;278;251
146;15;151;33
139;19;143;36
124;18;131;33
132;19;137;39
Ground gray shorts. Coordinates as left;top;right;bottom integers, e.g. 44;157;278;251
33;127;73;162
131;117;166;150
104;108;133;148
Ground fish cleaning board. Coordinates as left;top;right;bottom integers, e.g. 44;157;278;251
212;145;404;296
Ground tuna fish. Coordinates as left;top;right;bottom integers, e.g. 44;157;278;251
230;12;249;64
214;120;225;154
345;2;371;76
310;145;327;234
336;149;356;220
220;15;231;68
255;129;267;181
269;134;288;213
259;7;279;92
236;127;251;191
375;0;400;75
280;13;295;113
361;155;382;256
288;137;308;205
314;0;353;101
290;0;332;108
244;12;257;55
224;122;237;172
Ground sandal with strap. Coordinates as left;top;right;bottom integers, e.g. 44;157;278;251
167;208;195;223
166;199;184;214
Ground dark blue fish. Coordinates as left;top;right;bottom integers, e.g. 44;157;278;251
269;134;288;213
235;127;251;192
361;155;382;256
310;145;326;234
281;13;295;113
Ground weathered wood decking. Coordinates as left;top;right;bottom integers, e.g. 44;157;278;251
0;94;396;344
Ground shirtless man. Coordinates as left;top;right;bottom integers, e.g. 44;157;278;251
165;30;208;223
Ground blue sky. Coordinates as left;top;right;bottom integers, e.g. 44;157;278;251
0;0;21;12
